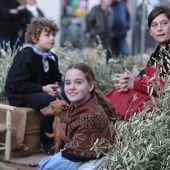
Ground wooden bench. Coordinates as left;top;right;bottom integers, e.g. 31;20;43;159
0;104;16;160
0;101;41;158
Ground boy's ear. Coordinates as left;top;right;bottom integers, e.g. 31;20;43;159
89;81;95;92
31;36;37;43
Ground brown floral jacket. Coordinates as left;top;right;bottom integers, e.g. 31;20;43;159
62;95;113;162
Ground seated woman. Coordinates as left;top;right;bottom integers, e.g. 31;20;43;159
105;6;170;119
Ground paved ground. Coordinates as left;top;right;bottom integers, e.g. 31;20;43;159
0;152;47;170
1;161;38;170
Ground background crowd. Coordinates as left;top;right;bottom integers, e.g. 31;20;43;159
0;0;130;61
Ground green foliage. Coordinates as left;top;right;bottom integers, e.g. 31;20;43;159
95;51;170;170
55;41;114;94
0;40;143;99
55;41;143;94
0;42;19;100
0;41;169;169
108;56;143;76
102;109;170;170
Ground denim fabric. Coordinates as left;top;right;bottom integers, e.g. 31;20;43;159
38;151;82;170
111;37;130;57
77;157;105;170
0;37;22;50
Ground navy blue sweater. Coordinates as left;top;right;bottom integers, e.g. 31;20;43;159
111;1;130;39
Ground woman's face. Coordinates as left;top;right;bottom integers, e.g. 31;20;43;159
149;13;170;46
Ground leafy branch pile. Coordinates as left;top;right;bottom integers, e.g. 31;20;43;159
0;41;169;169
0;43;19;100
99;55;170;169
0;41;143;99
56;41;143;94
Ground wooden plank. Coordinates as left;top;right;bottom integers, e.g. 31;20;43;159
0;104;16;110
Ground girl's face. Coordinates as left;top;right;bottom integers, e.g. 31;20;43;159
34;29;55;52
150;13;170;46
64;68;95;107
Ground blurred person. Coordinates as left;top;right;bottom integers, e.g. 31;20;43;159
25;0;44;18
86;0;113;64
20;0;45;43
166;0;170;8
110;0;130;57
0;0;30;48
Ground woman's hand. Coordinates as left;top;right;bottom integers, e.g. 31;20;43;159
124;69;135;90
113;69;135;92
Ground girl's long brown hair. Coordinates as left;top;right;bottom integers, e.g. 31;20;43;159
64;63;119;121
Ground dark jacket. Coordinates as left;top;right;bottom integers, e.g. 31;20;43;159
138;39;170;77
5;47;63;106
20;7;45;43
111;1;130;39
0;0;30;38
86;4;113;48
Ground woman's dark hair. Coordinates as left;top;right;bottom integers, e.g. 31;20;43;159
138;6;170;78
148;6;170;28
64;63;119;121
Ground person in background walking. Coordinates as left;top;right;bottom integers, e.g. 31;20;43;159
110;0;130;58
86;0;113;64
25;0;44;19
0;0;30;49
20;0;45;43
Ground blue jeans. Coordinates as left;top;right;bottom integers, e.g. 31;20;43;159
38;151;82;170
0;37;22;50
111;37;130;57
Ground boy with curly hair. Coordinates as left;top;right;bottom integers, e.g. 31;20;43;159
5;18;67;155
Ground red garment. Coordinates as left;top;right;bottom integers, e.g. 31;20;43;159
105;66;165;119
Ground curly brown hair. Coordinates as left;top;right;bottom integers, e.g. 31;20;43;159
25;18;59;43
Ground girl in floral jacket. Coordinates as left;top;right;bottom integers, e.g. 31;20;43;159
39;63;117;170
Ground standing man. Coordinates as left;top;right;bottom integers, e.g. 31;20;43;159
20;0;45;43
86;0;113;64
110;0;130;57
0;0;30;48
